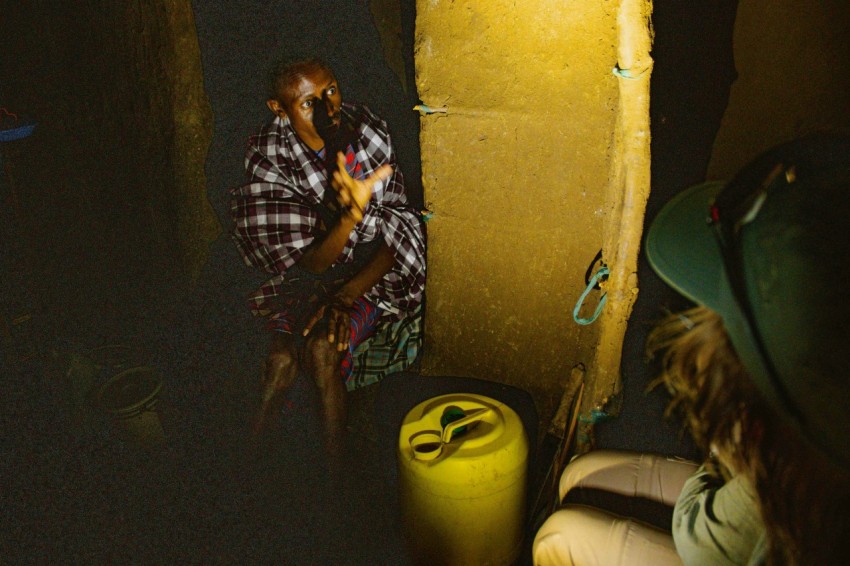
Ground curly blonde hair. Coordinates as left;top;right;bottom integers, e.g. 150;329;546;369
647;306;850;564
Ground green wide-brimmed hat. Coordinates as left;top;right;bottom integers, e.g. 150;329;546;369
646;133;850;468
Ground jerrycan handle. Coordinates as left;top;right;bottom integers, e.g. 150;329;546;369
441;407;492;444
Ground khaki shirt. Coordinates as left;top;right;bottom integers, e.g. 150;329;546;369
672;465;766;565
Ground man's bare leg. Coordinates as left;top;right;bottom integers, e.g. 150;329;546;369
252;332;299;436
305;334;347;457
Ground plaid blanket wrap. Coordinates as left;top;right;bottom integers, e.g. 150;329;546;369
229;102;426;328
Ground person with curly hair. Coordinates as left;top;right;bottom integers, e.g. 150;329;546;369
533;133;850;565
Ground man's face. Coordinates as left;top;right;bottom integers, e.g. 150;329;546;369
269;65;341;151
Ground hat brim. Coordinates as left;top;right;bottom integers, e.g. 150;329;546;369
645;179;776;431
645;181;727;311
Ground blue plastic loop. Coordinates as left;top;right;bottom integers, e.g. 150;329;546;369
0;107;36;142
578;408;612;424
413;104;448;116
573;266;609;325
611;65;649;80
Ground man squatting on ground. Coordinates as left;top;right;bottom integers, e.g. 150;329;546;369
229;58;426;454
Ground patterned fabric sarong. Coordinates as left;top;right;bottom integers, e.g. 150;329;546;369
347;304;422;391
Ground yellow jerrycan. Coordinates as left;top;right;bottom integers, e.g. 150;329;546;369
397;393;529;566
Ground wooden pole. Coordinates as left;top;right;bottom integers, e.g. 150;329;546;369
578;0;654;453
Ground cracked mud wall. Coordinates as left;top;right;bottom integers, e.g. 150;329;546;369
415;0;652;426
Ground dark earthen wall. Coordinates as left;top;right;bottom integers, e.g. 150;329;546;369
708;0;850;178
0;1;216;333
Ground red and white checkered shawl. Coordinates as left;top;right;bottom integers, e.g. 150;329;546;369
229;102;426;323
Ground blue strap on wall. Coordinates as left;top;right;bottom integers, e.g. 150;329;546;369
573;266;609;325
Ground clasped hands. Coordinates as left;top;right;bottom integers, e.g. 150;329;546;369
301;153;392;349
301;288;357;352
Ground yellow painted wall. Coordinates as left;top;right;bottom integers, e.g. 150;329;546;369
708;0;850;179
415;0;653;427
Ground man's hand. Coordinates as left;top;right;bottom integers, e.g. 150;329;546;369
302;289;357;352
331;152;393;221
301;240;395;352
